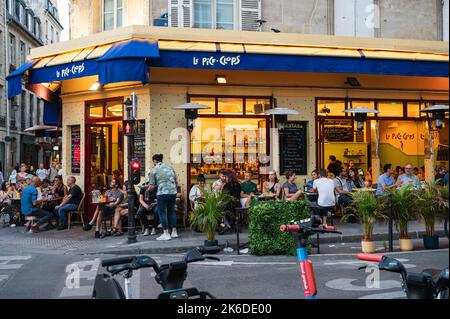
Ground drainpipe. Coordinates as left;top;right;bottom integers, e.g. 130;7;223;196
4;4;11;177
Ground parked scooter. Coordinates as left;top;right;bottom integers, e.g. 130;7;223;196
280;215;342;299
92;246;221;299
357;253;449;299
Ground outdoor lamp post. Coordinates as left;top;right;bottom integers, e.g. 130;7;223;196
344;107;379;131
173;102;211;132
421;105;449;182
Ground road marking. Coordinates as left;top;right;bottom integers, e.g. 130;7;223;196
0;275;8;283
359;291;406;299
325;278;401;291
0;265;23;270
0;256;32;261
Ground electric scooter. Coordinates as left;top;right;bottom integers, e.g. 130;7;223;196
280;215;342;299
92;246;221;299
357;253;449;299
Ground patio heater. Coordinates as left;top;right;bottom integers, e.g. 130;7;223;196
264;100;299;131
173;102;211;132
344;107;379;131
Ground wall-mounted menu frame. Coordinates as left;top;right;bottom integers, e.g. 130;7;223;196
279;121;308;175
323;119;354;142
134;120;146;176
71;125;81;174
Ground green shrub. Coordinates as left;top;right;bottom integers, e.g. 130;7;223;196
248;200;310;256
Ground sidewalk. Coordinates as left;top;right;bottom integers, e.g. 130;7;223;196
0;219;447;255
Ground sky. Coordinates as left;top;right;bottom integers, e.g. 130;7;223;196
56;0;71;41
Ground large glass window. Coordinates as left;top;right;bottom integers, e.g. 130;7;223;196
407;102;421;118
104;0;123;31
317;99;346;116
88;102;104;119
377;101;404;117
190;97;216;114
194;0;212;28
9;33;16;66
245;98;271;115
105;100;123;118
350;100;376;117
194;0;235;30
218;98;243;114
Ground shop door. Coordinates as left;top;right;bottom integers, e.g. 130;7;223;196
85;124;117;219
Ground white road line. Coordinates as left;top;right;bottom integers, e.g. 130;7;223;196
0;264;23;270
0;256;32;261
0;275;8;283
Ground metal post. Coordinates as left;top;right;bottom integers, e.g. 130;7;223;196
388;193;393;252
127;119;137;244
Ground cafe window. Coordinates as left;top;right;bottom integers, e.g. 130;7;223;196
350;100;376;117
317;100;346;116
88;102;103;119
407;102;421;118
245;98;271;115
218;97;244;114
377;101;405;117
191;97;216;114
105;100;123;118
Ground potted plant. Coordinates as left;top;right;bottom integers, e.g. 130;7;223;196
416;181;449;249
343;190;386;253
189;190;233;247
384;186;417;251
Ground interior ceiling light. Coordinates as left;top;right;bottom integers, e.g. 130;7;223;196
216;75;227;84
89;81;103;91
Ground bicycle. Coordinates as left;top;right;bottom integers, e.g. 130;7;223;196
92;246;221;299
357;253;449;299
280;215;342;299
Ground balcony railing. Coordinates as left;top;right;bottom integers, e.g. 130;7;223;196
10;119;17;129
0;116;6;127
21;120;26;130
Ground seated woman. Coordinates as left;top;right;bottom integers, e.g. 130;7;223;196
262;170;281;200
221;171;242;234
282;170;304;201
189;174;210;210
347;168;365;191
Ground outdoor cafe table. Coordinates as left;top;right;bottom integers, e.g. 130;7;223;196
255;194;276;202
352;188;376;193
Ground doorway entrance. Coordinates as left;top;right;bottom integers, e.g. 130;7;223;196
85;98;124;219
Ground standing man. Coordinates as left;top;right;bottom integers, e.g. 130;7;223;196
376;164;396;195
36;163;48;181
55;176;83;230
397;163;420;189
312;169;336;226
48;162;59;183
149;154;179;241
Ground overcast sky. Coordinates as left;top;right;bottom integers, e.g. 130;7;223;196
56;0;70;41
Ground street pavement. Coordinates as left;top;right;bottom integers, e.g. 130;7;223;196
0;241;448;299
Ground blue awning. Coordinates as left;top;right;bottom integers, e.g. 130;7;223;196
29;59;99;84
6;60;38;98
153;51;449;78
97;39;159;84
43;101;61;126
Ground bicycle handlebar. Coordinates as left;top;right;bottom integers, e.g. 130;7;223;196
357;253;384;262
102;256;135;267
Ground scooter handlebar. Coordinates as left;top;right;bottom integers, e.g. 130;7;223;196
357;253;384;262
102;256;135;267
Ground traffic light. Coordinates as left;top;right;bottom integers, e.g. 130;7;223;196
130;160;141;185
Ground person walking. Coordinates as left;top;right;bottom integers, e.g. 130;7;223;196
148;154;179;241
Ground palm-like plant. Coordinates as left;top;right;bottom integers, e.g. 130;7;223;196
383;186;417;239
416;181;449;237
343;191;386;241
189;190;233;242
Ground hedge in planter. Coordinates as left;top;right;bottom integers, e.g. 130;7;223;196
248;200;310;256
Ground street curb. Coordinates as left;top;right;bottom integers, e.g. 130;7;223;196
78;231;448;256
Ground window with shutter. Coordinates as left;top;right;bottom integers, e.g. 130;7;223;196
240;0;261;31
169;0;193;28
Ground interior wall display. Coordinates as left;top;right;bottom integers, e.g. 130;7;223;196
71;125;81;174
134;120;146;176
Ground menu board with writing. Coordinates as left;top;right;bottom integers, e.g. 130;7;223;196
324;119;354;142
279;121;307;175
71;125;81;174
134;120;146;176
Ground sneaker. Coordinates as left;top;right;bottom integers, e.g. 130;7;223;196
150;228;157;236
95;231;101;238
143;229;151;236
170;229;178;238
57;225;68;231
83;223;93;231
156;233;171;241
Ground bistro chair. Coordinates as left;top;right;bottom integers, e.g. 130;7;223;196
67;193;86;230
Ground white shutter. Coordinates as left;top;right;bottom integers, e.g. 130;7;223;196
168;0;179;27
240;0;261;31
168;0;192;28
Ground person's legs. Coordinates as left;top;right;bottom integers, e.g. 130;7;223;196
167;194;178;237
96;208;104;231
57;204;78;226
31;208;53;227
137;205;150;230
113;207;122;231
156;195;171;240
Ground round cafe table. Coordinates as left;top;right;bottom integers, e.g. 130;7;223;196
352;188;376;193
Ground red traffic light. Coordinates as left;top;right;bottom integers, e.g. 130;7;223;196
131;161;140;170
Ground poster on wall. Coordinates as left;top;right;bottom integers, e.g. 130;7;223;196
134;120;146;176
279;121;307;175
71;125;81;174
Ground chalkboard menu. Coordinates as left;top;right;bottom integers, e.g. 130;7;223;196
71;125;81;174
324;119;354;142
279;121;307;175
134;120;146;176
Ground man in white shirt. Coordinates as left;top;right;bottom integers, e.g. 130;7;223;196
312;169;336;226
212;169;228;193
36;163;48;181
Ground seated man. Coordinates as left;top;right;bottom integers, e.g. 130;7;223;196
312;169;336;227
55;176;83;230
137;183;159;236
21;176;53;233
240;172;258;208
83;178;123;238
